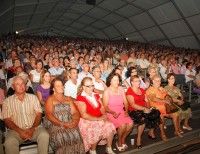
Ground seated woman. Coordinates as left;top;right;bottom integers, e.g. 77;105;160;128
76;77;116;154
126;75;161;149
103;73;133;152
44;78;85;154
165;73;192;131
36;70;51;107
146;75;182;141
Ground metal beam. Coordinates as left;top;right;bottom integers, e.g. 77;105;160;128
59;9;110;38
122;0;174;46
39;0;61;28
61;0;106;37
52;26;83;38
170;0;200;47
26;0;39;28
56;21;96;38
97;5;147;42
15;0;59;7
47;0;76;33
12;0;15;33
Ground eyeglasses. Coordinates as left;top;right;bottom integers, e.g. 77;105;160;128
84;85;94;88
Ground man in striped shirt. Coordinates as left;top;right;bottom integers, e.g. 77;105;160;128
2;76;49;154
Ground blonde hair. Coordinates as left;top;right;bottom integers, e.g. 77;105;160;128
77;77;93;96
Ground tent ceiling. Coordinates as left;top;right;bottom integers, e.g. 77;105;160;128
0;0;200;49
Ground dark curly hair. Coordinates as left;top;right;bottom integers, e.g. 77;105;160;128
106;72;122;87
126;66;137;78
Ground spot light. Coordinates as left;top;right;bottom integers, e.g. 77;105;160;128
16;31;19;34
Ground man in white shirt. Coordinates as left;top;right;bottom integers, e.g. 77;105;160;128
136;53;150;69
48;58;65;77
185;62;196;83
78;63;93;83
2;76;49;154
159;60;168;81
64;68;79;99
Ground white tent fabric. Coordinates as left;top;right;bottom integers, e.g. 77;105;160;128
0;0;200;49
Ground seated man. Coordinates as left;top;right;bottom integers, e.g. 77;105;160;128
2;76;49;154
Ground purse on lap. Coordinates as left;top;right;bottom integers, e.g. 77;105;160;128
165;95;179;114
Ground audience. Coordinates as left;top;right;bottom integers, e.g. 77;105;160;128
0;34;199;153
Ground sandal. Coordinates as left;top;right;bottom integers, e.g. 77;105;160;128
122;144;128;149
174;132;183;138
161;134;168;141
115;142;125;152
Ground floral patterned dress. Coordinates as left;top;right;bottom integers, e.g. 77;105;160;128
44;103;85;154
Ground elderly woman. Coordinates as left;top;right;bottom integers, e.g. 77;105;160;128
45;78;85;154
76;77;116;154
165;73;192;131
126;75;160;148
146;75;182;141
103;73;133;152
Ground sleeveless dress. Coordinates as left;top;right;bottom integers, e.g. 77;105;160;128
44;103;85;154
146;86;168;115
126;87;161;128
76;94;116;152
106;87;133;128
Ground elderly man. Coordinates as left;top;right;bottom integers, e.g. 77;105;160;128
2;76;49;154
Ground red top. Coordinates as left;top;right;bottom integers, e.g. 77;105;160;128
76;94;102;117
126;87;146;111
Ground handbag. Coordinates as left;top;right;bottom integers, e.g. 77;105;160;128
178;102;190;111
165;95;179;114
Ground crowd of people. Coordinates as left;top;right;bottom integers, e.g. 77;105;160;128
0;34;200;154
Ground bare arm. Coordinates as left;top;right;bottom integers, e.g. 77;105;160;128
31;112;42;129
75;101;103;121
36;91;43;104
65;100;80;128
126;95;145;111
147;93;168;104
4;118;24;134
102;90;116;115
122;88;129;113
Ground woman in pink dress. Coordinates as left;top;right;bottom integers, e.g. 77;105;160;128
76;77;116;154
103;73;133;152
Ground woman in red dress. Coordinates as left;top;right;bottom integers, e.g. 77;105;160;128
126;75;160;148
76;77;116;154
